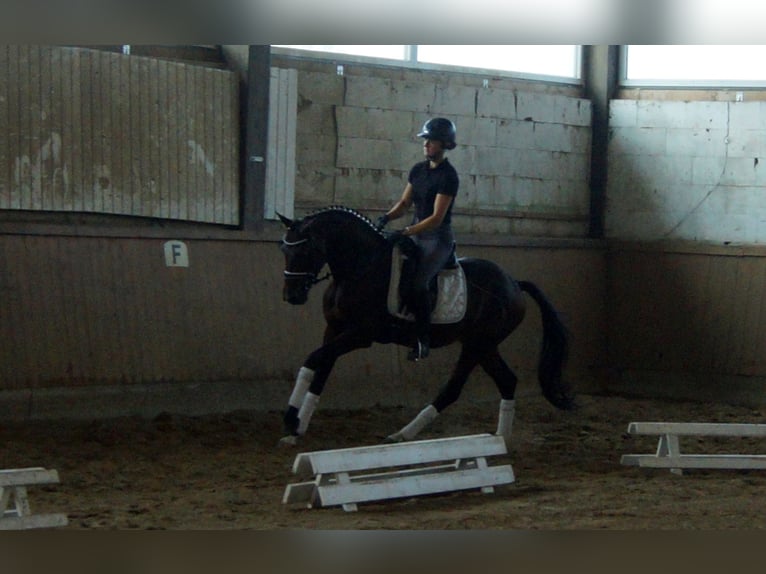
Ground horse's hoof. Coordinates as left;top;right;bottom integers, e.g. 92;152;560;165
384;433;404;444
278;435;299;447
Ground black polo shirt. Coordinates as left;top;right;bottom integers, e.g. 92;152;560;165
407;158;459;227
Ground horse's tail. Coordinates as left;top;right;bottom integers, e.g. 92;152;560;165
518;280;575;410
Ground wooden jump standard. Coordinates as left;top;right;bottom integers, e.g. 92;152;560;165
0;467;68;529
621;422;766;475
283;433;515;511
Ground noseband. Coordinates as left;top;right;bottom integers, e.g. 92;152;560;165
282;269;331;285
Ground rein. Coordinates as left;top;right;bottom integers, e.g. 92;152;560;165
283;269;332;285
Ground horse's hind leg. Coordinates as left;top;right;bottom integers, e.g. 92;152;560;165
480;347;518;447
386;346;480;442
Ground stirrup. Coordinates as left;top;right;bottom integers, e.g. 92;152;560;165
407;339;430;362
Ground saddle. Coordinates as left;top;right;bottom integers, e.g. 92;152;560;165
387;241;467;324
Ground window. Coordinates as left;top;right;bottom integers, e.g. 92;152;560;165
275;45;407;60
273;45;581;81
417;45;580;79
623;45;766;87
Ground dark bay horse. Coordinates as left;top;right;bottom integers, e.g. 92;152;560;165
278;206;574;445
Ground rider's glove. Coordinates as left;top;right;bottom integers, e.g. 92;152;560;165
386;230;418;258
375;215;389;230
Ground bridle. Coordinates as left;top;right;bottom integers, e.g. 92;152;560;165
281;235;332;289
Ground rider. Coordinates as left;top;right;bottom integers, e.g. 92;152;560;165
376;117;459;361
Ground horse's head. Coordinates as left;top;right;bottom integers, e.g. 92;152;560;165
278;206;388;305
278;213;328;305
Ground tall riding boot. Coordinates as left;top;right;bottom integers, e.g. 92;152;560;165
407;289;431;361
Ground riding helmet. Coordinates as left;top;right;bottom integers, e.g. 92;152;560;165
417;117;457;150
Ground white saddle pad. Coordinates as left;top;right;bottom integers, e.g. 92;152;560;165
387;249;467;325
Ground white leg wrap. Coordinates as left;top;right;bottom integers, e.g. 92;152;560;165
288;367;314;409
296;392;320;435
396;405;439;441
495;399;516;446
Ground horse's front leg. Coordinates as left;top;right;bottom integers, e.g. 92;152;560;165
281;325;372;445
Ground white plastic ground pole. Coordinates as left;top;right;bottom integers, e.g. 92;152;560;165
282;433;515;512
0;467;68;529
621;422;766;475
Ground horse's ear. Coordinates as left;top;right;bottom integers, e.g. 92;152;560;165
276;212;293;228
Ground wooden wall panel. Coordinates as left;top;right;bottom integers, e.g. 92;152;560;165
264;67;297;220
0;235;301;390
0;235;606;411
0;46;239;225
608;246;766;401
0;47;8;207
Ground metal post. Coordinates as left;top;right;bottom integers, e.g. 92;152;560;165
582;45;618;239
242;45;270;232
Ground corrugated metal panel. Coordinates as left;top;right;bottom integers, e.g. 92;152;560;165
0;46;240;225
264;67;297;220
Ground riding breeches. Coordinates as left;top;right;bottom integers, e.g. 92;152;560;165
411;230;454;293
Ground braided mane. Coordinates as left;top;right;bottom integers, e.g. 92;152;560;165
304;205;385;238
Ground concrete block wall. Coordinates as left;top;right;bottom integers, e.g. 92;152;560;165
607;99;766;244
287;63;593;238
